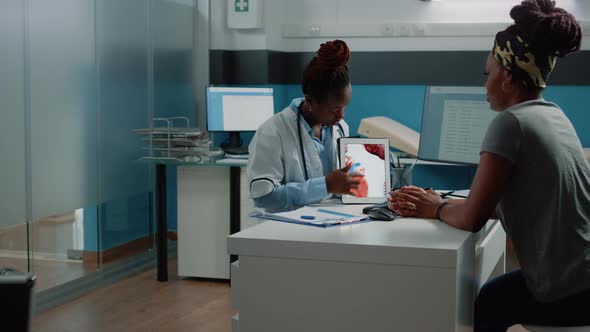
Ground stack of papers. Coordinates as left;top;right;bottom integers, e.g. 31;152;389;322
252;206;370;227
224;153;249;159
216;158;248;166
134;120;221;159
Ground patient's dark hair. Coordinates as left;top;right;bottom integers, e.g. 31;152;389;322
508;0;581;58
302;39;350;102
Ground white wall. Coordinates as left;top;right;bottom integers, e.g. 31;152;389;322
211;0;590;51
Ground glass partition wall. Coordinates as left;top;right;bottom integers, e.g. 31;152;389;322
0;0;29;279
0;0;194;293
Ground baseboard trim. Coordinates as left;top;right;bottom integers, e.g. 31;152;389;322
82;232;178;266
34;241;177;313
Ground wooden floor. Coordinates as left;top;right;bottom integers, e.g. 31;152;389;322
32;260;234;332
30;244;522;332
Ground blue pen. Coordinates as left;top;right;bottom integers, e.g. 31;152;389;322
300;215;316;220
317;209;358;218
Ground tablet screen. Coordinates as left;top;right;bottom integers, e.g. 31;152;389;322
339;138;390;204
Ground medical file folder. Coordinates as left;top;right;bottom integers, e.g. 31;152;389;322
250;206;371;228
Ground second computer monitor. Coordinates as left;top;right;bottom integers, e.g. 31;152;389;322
207;87;274;132
419;86;497;165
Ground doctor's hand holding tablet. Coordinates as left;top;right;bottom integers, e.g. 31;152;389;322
325;163;364;195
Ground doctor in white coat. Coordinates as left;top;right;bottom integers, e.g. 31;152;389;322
248;40;363;212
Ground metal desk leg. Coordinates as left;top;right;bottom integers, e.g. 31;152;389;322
229;166;241;263
156;164;168;282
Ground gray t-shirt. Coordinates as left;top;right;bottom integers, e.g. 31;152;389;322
481;99;590;302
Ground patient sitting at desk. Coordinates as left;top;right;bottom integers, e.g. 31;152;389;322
247;40;362;212
389;1;590;330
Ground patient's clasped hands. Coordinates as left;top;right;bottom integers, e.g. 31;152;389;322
388;186;444;219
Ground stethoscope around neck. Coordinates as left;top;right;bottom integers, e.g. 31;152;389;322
297;102;344;181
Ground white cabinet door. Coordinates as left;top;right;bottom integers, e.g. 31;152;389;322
177;166;256;279
474;220;506;290
178;166;230;279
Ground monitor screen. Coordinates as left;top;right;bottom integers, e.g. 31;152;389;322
419;86;498;165
206;87;274;132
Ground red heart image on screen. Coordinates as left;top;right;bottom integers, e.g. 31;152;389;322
364;144;385;160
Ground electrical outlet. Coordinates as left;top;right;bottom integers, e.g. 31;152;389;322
381;24;395;36
414;24;426;36
396;23;412;37
308;25;320;36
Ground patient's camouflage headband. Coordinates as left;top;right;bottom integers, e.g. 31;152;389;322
492;30;556;88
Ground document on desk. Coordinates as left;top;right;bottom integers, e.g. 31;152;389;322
251;206;370;227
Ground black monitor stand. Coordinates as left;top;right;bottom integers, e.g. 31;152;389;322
220;132;249;155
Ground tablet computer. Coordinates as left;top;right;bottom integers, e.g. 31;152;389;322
338;137;391;204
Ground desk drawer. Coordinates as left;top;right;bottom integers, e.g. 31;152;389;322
475;220;506;289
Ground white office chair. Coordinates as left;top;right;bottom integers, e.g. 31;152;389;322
522;325;590;332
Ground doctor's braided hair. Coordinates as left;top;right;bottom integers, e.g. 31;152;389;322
302;40;350;102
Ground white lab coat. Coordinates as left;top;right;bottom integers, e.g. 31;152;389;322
247;105;349;200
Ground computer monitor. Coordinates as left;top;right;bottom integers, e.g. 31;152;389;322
206;86;274;154
418;86;498;165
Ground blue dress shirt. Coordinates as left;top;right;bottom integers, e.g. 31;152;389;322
253;98;335;210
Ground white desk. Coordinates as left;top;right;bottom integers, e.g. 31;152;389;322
228;215;505;332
